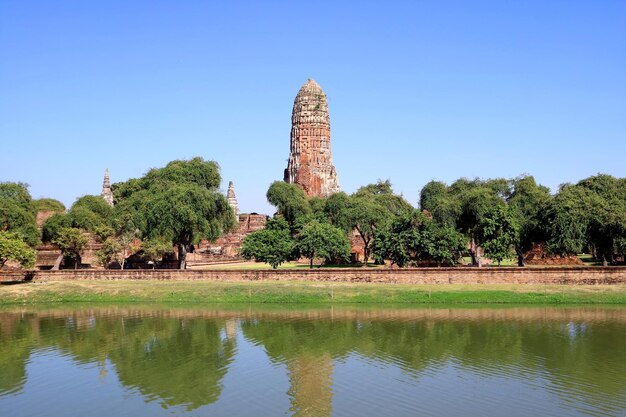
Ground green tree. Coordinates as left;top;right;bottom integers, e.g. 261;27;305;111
92;224;115;242
454;181;507;266
96;237;123;268
507;176;552;266
114;158;235;269
354;179;414;217
32;198;66;213
96;232;140;269
0;182;39;246
344;196;386;265
140;237;174;265
373;211;464;267
0;231;36;269
297;220;350;268
52;228;88;269
69;195;113;233
240;217;296;268
0;182;32;208
415;217;466;266
323;192;351;231
476;205;519;266
545;184;593;257
143;185;234;269
372;215;414;267
266;181;311;226
576;175;626;265
419;180;460;227
41;213;71;243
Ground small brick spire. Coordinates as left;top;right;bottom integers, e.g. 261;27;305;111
101;168;114;207
227;180;239;218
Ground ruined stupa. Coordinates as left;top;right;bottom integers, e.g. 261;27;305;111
284;79;340;197
101;168;114;207
227;180;239;219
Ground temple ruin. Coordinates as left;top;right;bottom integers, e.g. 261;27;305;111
226;181;239;219
284;79;340;197
101;168;114;207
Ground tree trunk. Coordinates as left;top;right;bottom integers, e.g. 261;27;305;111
469;237;478;266
602;253;608;267
362;236;370;266
516;247;525;267
310;257;313;269
178;244;187;270
470;238;482;267
52;254;63;270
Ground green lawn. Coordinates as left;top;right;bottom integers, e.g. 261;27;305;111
2;280;626;305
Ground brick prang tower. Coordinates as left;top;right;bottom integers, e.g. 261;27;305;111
284;79;340;197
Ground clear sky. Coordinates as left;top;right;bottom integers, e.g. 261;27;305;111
1;1;625;214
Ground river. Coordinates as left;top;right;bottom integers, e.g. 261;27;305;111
0;305;625;416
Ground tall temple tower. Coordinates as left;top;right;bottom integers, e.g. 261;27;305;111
284;79;340;197
101;168;114;207
226;180;239;219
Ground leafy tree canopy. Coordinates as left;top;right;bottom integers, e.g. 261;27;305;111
476;205;519;266
373;211;465;267
507;175;552;265
113;158;235;269
0;182;32;211
41;213;71;243
240;217;296;268
0;231;36;269
113;157;222;201
52;227;88;269
546;174;626;265
32;198;65;213
266;181;311;226
0;182;39;246
297;219;350;268
68;195;114;232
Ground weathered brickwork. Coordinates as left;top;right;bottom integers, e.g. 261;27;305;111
4;267;626;285
226;181;239;218
101;168;114;207
187;214;268;264
284;79;340;197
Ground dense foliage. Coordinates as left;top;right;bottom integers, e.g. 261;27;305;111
0;182;39;247
0;231;36;269
255;174;626;268
297;220;350;268
373;211;465;267
113;157;235;269
240;217;296;268
4;168;625;269
52;227;88;269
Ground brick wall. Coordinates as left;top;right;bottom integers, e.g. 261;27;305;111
2;267;626;284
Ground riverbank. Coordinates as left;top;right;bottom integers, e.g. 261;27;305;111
2;266;626;285
2;280;626;305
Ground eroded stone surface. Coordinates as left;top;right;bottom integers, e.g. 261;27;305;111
284;79;340;197
227;181;239;219
188;214;268;264
101;168;114;207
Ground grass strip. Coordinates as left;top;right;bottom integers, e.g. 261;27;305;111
2;280;626;305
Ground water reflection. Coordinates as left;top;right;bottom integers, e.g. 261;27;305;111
0;306;625;416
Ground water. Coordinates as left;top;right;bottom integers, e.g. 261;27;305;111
0;305;625;416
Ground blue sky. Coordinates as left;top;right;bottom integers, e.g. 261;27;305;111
1;1;625;214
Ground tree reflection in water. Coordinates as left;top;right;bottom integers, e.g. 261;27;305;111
0;307;625;415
